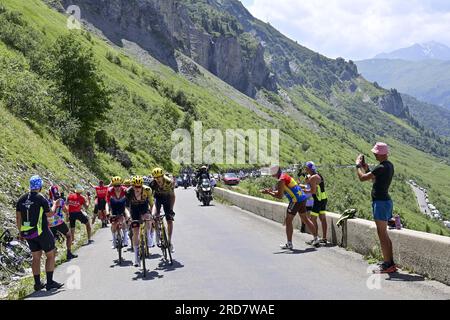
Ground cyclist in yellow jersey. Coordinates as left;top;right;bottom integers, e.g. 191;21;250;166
149;168;176;253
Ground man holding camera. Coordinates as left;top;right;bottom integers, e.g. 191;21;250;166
356;142;397;274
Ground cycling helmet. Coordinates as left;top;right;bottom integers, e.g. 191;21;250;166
30;175;43;190
123;179;131;187
111;176;123;186
152;168;164;178
132;176;144;187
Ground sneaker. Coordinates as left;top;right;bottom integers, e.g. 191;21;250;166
87;240;94;245
134;261;140;268
111;244;116;249
320;238;328;245
46;281;64;291
34;282;45;291
306;238;320;247
170;244;175;253
67;252;78;260
280;243;293;250
373;262;398;274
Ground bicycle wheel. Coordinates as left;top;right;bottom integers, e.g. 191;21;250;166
160;222;168;261
161;223;172;265
117;231;123;265
140;231;147;277
164;231;173;265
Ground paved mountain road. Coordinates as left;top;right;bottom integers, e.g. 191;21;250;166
27;189;450;300
408;182;431;216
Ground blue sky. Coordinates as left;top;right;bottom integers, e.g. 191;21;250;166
240;0;450;60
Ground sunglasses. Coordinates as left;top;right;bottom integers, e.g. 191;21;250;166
134;185;142;188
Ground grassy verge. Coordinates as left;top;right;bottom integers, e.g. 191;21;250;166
4;219;102;300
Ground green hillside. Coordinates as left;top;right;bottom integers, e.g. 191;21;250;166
0;0;449;244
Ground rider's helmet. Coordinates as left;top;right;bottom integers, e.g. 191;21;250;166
123;179;131;187
131;176;144;187
111;176;123;186
152;168;164;178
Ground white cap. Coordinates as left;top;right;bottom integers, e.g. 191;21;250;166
269;165;280;176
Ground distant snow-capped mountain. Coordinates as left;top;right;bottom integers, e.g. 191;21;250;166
374;41;450;61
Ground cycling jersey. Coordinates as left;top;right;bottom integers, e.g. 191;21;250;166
279;173;307;203
67;193;86;213
94;186;108;200
126;186;154;219
316;173;328;201
149;176;174;197
47;197;65;227
107;186;127;216
16;192;50;239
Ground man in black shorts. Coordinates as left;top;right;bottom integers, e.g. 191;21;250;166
47;185;77;260
66;185;92;245
16;175;63;291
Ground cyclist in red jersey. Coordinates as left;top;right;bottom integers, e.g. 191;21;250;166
106;177;130;249
89;180;109;228
66;185;92;245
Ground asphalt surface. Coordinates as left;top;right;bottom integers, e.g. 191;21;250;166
27;188;450;300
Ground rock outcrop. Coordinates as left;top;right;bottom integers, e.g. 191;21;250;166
376;89;410;119
60;0;275;97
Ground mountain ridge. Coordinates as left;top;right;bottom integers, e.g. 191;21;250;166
374;41;450;61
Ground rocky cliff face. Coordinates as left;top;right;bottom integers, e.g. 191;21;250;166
376;89;410;119
60;0;275;97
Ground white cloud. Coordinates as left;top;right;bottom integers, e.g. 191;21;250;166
245;0;450;60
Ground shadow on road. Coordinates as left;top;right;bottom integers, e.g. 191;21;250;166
386;272;425;282
273;247;317;255
109;259;134;268
132;270;163;281
27;288;63;299
148;253;162;260
156;259;184;272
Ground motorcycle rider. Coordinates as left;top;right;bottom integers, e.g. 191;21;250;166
195;165;210;200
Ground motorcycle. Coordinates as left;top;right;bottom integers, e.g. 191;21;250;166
182;173;190;189
198;178;213;206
